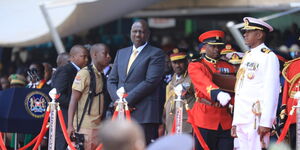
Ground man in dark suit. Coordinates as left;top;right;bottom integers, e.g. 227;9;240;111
51;45;89;150
107;20;165;145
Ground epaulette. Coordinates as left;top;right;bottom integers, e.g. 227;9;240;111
191;57;202;62
283;57;300;68
261;48;271;54
282;57;300;83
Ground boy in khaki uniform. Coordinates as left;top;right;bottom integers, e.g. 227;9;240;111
68;43;111;150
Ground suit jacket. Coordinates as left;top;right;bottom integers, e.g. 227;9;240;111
107;44;165;123
51;62;78;109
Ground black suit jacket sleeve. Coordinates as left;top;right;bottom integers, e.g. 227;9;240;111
51;64;76;108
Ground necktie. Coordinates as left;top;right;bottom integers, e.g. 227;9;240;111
127;48;138;74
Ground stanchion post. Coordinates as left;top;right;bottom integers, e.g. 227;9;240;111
48;89;58;150
14;133;17;150
116;87;127;120
174;84;184;134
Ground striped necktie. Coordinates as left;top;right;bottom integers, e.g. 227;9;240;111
127;48;138;74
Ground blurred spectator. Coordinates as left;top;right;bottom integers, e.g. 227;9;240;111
284;23;300;47
0;76;10;90
98;120;146;150
56;52;70;68
8;74;27;88
42;62;53;85
147;134;193;150
27;63;50;89
268;29;282;49
220;44;236;61
289;44;300;59
278;45;289;54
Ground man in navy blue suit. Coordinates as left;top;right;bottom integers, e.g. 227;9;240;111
107;20;165;145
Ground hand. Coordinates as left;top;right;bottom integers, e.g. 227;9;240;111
231;125;238;138
67;126;75;137
278;105;287;129
258;126;271;140
217;91;231;106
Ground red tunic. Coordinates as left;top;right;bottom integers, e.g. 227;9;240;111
282;58;300;124
188;56;235;130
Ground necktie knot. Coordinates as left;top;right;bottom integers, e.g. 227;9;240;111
127;48;139;74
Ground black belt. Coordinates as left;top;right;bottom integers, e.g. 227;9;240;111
197;98;223;108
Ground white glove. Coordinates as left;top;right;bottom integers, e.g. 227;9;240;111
116;87;126;99
217;91;231;106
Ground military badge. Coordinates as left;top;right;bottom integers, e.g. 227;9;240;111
247;72;255;80
24;91;50;118
173;48;179;54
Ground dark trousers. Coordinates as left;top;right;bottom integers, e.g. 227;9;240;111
195;126;233;150
289;124;296;150
140;123;159;145
55;107;68;150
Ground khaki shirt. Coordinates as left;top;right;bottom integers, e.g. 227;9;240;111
165;72;195;134
72;65;104;129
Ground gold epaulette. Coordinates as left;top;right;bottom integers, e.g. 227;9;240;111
261;48;271;54
282;58;300;83
191;57;202;62
283;57;300;68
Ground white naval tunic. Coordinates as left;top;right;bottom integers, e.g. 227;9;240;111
233;43;280;149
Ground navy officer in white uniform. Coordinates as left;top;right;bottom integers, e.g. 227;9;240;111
231;17;280;150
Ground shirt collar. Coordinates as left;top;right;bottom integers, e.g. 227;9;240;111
250;43;266;52
204;55;218;64
91;63;102;76
133;42;148;53
70;61;80;71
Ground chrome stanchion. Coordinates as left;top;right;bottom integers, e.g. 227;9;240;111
174;84;184;134
48;88;58;150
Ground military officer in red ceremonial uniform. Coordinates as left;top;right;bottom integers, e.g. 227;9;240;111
188;30;235;150
280;57;300;149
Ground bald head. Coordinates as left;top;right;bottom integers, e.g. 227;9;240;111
69;45;87;57
90;43;108;57
90;43;111;71
69;45;89;68
98;120;145;150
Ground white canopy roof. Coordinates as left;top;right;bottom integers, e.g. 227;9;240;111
0;0;161;47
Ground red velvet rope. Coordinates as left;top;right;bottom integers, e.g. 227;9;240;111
0;132;7;150
57;109;76;150
32;125;49;150
111;110;119;120
171;116;176;134
95;144;103;150
18;107;50;150
32;108;50;150
18;134;39;150
125;109;131;121
186;109;209;150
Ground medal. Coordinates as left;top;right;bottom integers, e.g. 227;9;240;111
247;72;255;80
